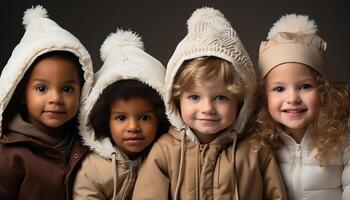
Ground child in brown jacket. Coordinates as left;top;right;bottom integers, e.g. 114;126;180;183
0;5;93;200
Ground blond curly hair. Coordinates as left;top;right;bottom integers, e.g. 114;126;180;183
251;71;350;166
171;56;246;113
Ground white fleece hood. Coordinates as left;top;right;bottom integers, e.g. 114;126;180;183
79;29;166;160
165;7;257;143
0;5;93;136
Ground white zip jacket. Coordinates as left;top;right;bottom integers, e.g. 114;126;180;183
277;129;350;200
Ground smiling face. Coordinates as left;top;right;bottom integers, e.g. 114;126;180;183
265;63;321;140
179;79;238;143
25;56;81;134
109;97;158;159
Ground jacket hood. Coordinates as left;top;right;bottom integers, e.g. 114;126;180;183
79;29;166;160
164;7;257;143
0;5;94;136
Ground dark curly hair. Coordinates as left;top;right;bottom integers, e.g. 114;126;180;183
90;79;170;142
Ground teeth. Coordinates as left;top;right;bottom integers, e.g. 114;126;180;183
284;109;304;113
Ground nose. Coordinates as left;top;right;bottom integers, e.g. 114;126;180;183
49;90;63;105
286;90;301;104
201;99;216;114
127;118;141;133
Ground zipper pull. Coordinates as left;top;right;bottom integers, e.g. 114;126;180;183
296;144;302;158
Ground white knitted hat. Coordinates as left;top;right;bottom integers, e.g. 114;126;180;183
79;29;166;159
165;7;257;136
0;5;93;136
259;14;327;79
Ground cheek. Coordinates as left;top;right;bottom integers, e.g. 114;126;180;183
308;93;321;110
145;122;158;141
66;95;80;111
266;95;280;118
25;96;41;114
220;103;238;121
267;94;279;109
179;100;192;122
109;123;123;144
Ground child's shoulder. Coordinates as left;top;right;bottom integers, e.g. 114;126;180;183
80;151;113;180
236;135;275;160
155;126;181;146
82;151;110;166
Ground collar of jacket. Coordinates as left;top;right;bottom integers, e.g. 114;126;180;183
168;125;237;145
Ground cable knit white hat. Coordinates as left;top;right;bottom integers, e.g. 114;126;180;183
165;7;257;135
259;14;327;79
79;29;166;159
0;5;93;136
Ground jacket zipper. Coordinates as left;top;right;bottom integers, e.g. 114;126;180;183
196;144;205;200
292;144;302;199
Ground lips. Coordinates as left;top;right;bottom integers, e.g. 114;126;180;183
124;137;144;144
281;108;307;117
282;108;307;113
197;117;220;121
196;118;220;125
44;110;66;116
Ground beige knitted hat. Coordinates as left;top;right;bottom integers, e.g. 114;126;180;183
165;7;256;136
258;14;327;79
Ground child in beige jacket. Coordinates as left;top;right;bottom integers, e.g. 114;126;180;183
73;29;169;200
132;7;287;200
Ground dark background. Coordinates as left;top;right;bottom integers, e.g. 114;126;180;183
1;1;349;83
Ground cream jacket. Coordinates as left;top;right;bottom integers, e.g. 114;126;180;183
132;127;287;200
278;130;350;200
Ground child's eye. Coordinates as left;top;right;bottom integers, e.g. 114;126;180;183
215;95;228;101
36;85;47;93
62;86;74;93
300;83;313;90
188;95;199;101
139;115;151;121
114;115;126;121
272;86;284;92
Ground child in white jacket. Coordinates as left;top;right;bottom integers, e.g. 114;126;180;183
253;14;350;200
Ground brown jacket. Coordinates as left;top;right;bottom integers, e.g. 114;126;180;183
132;127;287;200
0;129;88;200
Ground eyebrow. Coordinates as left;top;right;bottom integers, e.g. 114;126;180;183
267;81;285;85
111;109;154;114
32;78;79;84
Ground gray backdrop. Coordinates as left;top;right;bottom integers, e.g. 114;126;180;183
1;0;349;83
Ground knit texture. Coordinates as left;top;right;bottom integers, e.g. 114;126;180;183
165;7;257;139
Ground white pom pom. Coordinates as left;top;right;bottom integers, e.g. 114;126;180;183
267;14;317;39
100;29;144;61
22;5;48;29
187;7;227;30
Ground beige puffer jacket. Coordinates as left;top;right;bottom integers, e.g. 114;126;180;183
132;127;286;200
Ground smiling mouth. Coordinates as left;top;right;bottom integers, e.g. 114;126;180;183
282;108;307;114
